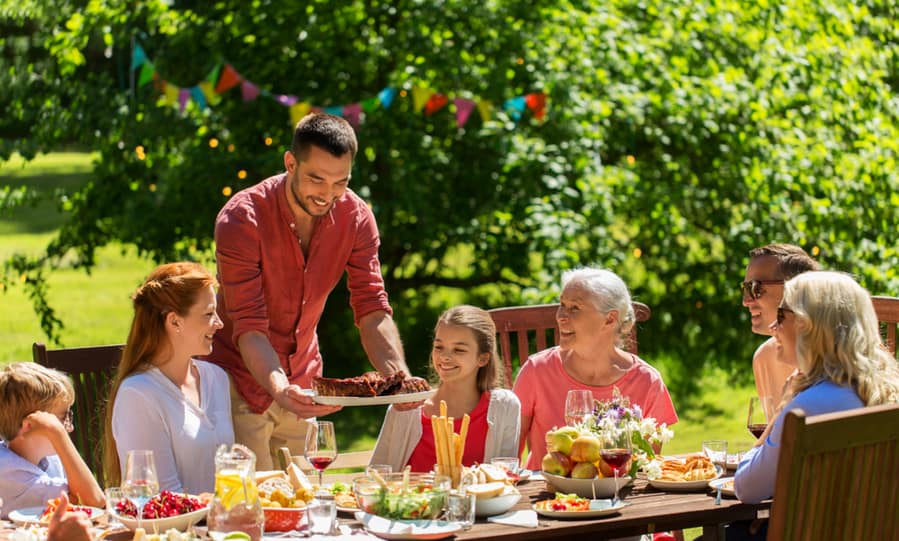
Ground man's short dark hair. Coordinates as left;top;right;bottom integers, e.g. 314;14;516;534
749;243;820;279
291;113;357;161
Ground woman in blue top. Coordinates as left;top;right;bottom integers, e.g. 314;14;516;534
735;271;899;510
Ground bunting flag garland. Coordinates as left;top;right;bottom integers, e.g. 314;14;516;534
129;43;547;130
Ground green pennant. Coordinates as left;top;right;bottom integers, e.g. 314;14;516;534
138;62;155;87
207;63;222;86
361;97;380;113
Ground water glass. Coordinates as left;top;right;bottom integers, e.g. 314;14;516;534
105;487;125;528
489;456;520;474
564;389;595;426
702;440;728;474
307;492;337;535
446;490;476;530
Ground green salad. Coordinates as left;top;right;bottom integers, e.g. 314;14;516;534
369;484;447;520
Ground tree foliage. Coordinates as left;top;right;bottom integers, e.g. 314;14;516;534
2;0;898;393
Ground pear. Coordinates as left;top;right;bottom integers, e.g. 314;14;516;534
570;462;598;479
569;434;602;463
541;451;574;477
547;426;580;456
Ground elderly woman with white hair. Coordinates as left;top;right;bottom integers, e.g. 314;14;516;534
735;271;899;506
513;267;678;470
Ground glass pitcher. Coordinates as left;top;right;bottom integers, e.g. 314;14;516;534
207;443;264;541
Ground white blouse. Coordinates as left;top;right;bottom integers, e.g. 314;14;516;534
112;360;234;494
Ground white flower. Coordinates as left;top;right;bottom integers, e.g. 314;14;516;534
644;459;663;480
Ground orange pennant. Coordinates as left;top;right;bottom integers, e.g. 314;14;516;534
215;64;243;94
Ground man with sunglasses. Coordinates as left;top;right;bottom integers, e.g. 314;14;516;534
741;243;819;404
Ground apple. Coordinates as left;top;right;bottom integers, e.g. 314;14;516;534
570;462;597;479
597;458;613;478
547;426;580;456
542;451;574;477
569;434;602;463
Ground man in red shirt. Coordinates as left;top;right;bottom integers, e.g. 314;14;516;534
209;113;409;469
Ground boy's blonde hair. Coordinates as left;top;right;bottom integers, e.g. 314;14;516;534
0;362;75;441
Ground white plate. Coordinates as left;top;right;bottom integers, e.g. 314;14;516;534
648;475;721;492
337;504;360;513
9;506;105;525
114;506;208;532
312;389;436;406
533;500;628;519
708;477;736;497
541;471;633;498
355;512;461;540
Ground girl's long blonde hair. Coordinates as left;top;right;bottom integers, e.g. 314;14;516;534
782;271;899;406
102;262;217;486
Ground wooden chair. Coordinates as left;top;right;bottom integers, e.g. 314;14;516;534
488;301;651;388
768;403;899;540
872;295;899;359
33;342;123;486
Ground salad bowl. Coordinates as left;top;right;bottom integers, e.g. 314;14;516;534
353;473;450;520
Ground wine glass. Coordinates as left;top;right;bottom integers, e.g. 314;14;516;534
564;389;595;426
599;420;632;507
747;396;773;439
305;421;338;488
122;450;159;531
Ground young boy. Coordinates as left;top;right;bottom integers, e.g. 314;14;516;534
0;362;104;517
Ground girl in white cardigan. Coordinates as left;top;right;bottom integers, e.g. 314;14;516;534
370;305;520;471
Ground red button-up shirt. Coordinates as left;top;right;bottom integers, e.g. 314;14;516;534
209;173;392;413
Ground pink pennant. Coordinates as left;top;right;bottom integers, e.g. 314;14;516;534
178;88;190;113
343;103;362;129
241;81;260;102
453;98;476;128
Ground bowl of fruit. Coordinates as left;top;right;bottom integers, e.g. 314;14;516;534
353;473;450;520
113;491;209;532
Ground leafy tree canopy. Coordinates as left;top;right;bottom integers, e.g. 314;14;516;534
2;0;898;394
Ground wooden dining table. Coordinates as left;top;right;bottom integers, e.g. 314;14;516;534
444;474;771;541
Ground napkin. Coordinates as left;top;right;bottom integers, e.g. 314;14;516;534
487;509;539;528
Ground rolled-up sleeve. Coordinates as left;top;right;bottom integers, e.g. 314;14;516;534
215;205;271;343
346;204;391;324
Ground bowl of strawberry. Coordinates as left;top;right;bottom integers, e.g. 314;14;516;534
114;490;210;532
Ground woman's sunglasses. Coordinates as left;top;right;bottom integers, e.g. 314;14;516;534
777;306;794;326
740;279;784;300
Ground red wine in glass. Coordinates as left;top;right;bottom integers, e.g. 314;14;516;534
308;456;335;471
748;424;766;438
600;449;632;476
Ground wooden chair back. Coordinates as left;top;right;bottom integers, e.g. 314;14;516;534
279;447;374;484
488;301;651;388
872;295;899;359
32;342;123;486
768;403;899;541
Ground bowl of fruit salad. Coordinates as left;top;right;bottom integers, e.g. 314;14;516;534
353;473;450;520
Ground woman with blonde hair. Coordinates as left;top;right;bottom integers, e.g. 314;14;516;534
103;262;233;494
735;271;899;507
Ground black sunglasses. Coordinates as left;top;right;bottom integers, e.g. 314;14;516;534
740;279;784;300
777;306;794;326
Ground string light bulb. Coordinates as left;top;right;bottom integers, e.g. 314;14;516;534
633;247;642;258
222;186;233;196
209;138;219;148
264;137;273;146
811;245;820;256
227;144;236;152
237;170;247;180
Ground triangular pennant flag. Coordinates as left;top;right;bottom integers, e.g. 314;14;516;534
412;86;433;113
378;87;397;109
138;62;155;87
504;96;527;120
241;81;260;102
164;82;180;106
206;63;222;86
276;94;298;106
525;92;547;120
424;93;449;116
453;98;476;128
131;44;147;71
190;86;207;110
477;100;493;123
290;102;312;127
343;103;362;128
324;105;343;116
361;97;380;114
198;81;221;106
215;64;242;93
178;88;190;113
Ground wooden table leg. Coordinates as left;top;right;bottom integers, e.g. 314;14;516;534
702;523;725;541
